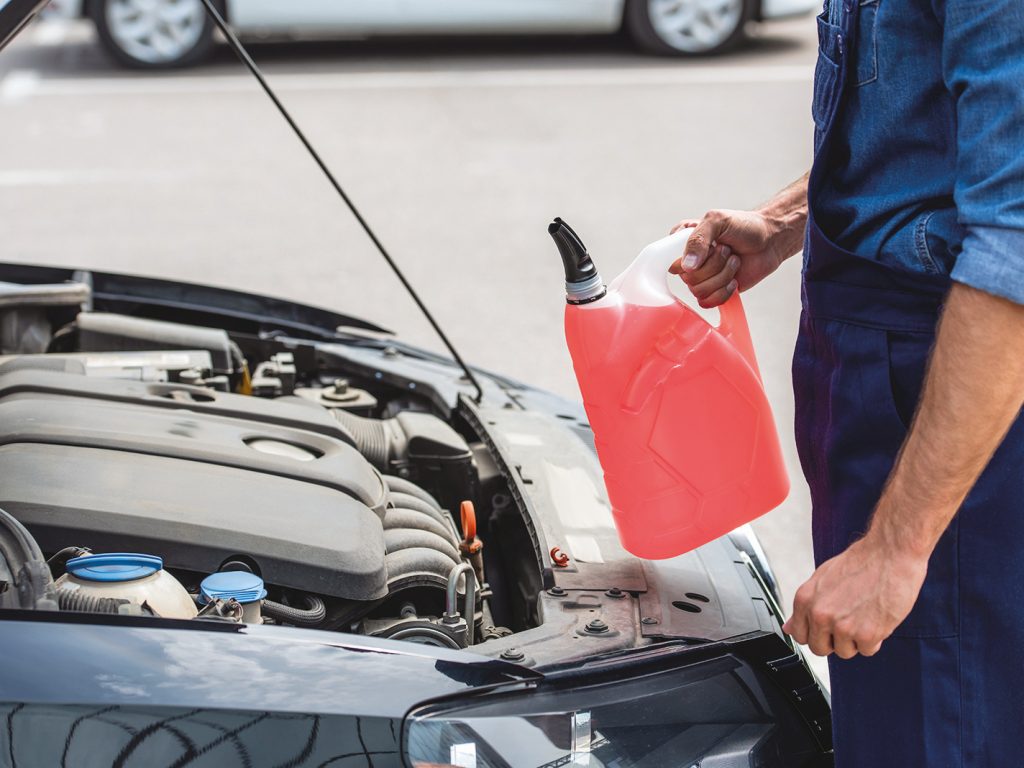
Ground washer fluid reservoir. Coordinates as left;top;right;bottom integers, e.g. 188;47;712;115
56;553;198;619
200;571;266;624
551;218;789;559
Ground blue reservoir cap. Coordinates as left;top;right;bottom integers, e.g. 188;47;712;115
200;571;267;604
66;553;163;582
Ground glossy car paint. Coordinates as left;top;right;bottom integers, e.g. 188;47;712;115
0;613;829;764
0;612;532;716
0;611;532;766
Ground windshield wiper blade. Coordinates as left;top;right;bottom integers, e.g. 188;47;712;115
197;0;485;403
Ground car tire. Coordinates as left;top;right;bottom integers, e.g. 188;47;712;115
88;0;221;69
625;0;753;56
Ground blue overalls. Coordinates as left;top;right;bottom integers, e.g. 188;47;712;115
795;1;1024;765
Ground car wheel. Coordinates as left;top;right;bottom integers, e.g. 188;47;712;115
88;0;219;69
625;0;752;56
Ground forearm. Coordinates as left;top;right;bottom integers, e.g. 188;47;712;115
869;282;1024;558
759;171;809;260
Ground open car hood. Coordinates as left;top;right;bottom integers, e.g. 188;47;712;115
0;0;49;52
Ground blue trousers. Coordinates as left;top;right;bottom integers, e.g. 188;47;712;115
793;218;1024;767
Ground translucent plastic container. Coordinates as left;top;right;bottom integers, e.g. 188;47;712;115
56;552;198;619
552;221;789;559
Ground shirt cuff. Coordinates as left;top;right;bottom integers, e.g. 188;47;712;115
950;225;1024;305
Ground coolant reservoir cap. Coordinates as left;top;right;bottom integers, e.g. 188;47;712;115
66;553;163;582
200;571;267;605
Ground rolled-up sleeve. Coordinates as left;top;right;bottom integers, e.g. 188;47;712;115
951;227;1024;303
935;0;1024;304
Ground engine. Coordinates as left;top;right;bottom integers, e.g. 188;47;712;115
0;313;505;650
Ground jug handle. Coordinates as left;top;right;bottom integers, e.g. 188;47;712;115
715;292;763;382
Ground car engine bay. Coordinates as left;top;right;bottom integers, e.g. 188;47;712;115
0;268;792;674
0;287;543;651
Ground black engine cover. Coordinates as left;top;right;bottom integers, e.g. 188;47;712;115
0;363;390;600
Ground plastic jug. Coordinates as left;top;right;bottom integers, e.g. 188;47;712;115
550;218;789;559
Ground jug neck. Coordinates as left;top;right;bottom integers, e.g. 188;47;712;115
549;218;606;305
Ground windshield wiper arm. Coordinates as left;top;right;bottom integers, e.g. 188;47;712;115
198;0;485;403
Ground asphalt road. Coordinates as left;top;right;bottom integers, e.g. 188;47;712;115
0;16;826;678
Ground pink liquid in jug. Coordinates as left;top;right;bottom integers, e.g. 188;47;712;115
551;218;789;559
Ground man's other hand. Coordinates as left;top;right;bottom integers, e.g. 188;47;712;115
782;533;928;658
668;209;794;308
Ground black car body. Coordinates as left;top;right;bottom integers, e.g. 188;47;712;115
0;265;831;766
0;3;831;766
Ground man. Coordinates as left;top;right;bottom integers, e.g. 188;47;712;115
668;0;1024;765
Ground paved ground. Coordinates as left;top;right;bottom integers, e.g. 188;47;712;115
1;16;826;679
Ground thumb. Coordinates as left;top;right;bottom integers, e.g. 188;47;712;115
671;215;727;275
682;217;724;272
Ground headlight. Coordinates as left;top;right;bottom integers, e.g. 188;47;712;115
405;654;825;767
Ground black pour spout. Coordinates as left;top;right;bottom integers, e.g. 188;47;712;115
548;218;606;305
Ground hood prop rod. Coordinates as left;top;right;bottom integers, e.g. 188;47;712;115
198;0;485;404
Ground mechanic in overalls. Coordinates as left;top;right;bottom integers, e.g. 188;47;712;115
669;0;1024;764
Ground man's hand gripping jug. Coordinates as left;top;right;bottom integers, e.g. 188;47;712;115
550;218;789;559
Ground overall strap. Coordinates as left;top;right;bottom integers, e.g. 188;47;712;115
807;0;859;198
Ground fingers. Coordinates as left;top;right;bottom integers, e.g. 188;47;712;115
670;218;700;235
850;624;885;657
787;594;882;660
697;279;739;309
834;625;887;659
679;244;732;285
786;582;833;657
691;251;740;308
672;242;719;278
782;589;810;646
670;243;740;308
678;211;729;273
832;622;858;660
856;635;884;657
785;545;905;661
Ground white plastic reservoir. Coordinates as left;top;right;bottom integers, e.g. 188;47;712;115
55;552;198;619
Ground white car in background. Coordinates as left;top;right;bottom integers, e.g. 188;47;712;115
46;0;817;69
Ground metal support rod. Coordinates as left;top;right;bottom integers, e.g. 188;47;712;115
197;0;485;403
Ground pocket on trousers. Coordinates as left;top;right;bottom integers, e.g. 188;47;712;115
815;324;958;637
886;329;931;430
882;329;960;638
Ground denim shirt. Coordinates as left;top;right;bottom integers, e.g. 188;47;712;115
813;0;1024;304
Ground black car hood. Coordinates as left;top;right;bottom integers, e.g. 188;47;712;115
0;262;392;340
0;0;49;52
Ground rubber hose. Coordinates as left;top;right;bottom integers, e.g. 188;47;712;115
383;475;443;511
263;595;327;627
56;587;130;614
47;546;91;573
332;409;389;468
